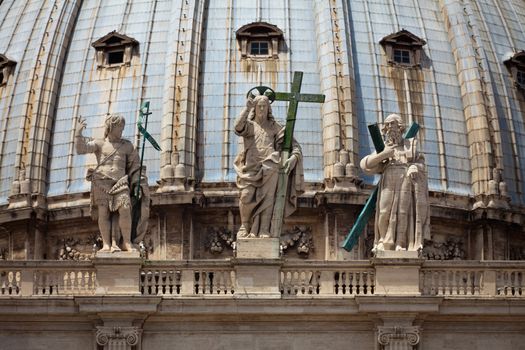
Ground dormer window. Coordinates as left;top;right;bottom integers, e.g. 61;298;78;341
504;51;525;90
380;29;426;68
0;54;16;86
91;31;138;68
236;22;284;59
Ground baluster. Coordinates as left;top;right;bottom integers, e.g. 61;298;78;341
518;272;523;296
229;270;236;294
333;271;340;295
472;271;483;295
348;271;354;295
7;271;14;295
363;272;370;295
0;271;5;295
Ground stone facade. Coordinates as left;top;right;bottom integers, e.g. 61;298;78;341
0;0;525;349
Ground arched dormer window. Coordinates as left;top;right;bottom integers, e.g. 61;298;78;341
0;54;16;86
380;29;426;68
91;31;138;68
236;22;284;59
504;51;525;90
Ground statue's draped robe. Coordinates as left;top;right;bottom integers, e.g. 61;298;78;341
234;117;304;235
361;139;430;250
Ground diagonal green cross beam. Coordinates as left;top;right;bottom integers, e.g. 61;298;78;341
269;71;325;238
341;122;420;251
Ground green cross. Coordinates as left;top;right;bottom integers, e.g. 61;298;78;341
267;71;326;237
341;122;420;252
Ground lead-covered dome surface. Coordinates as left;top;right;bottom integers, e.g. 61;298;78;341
0;0;524;207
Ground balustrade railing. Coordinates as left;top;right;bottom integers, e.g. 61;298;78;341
280;261;375;296
0;261;96;296
0;260;523;298
421;261;525;297
0;268;21;296
140;261;236;296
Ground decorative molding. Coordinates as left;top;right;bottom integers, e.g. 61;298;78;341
280;226;314;258
422;238;465;260
377;326;420;350
205;227;235;255
57;234;101;261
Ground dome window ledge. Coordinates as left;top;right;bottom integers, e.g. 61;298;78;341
380;29;426;68
0;54;16;86
504;51;525;91
91;31;138;68
236;22;284;59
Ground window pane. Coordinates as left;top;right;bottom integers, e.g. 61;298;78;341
259;42;268;55
108;50;124;64
250;41;269;55
517;70;525;86
393;49;411;64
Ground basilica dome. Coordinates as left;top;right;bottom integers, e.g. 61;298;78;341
0;0;524;207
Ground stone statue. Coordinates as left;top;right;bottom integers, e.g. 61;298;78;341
360;114;430;251
234;95;304;238
75;114;141;252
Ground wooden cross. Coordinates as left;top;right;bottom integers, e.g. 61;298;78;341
269;71;325;238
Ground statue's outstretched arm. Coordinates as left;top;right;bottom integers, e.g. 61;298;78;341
75;117;97;154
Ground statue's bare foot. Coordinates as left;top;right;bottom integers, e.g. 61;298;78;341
247;233;256;238
395;245;406;251
259;233;270;238
110;245;121;252
237;225;249;239
100;244;111;252
122;242;137;252
376;242;385;251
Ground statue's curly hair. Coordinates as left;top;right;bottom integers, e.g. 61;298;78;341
104;114;125;138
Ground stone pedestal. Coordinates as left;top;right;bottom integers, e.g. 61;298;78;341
93;251;142;295
372;252;423;295
236;238;280;259
234;238;281;298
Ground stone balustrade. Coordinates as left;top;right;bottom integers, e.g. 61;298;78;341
0;261;96;296
140;260;236;296
420;261;524;297
0;259;523;298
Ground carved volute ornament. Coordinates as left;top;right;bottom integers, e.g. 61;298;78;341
378;326;420;350
95;326;141;350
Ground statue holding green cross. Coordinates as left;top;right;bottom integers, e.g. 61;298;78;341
234;71;325;239
342;113;430;253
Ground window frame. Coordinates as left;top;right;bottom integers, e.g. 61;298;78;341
236;22;284;59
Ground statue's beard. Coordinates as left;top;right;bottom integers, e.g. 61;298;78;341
385;129;402;146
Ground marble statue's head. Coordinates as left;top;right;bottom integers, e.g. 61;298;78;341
249;95;274;123
383;113;405;145
104;114;125;139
